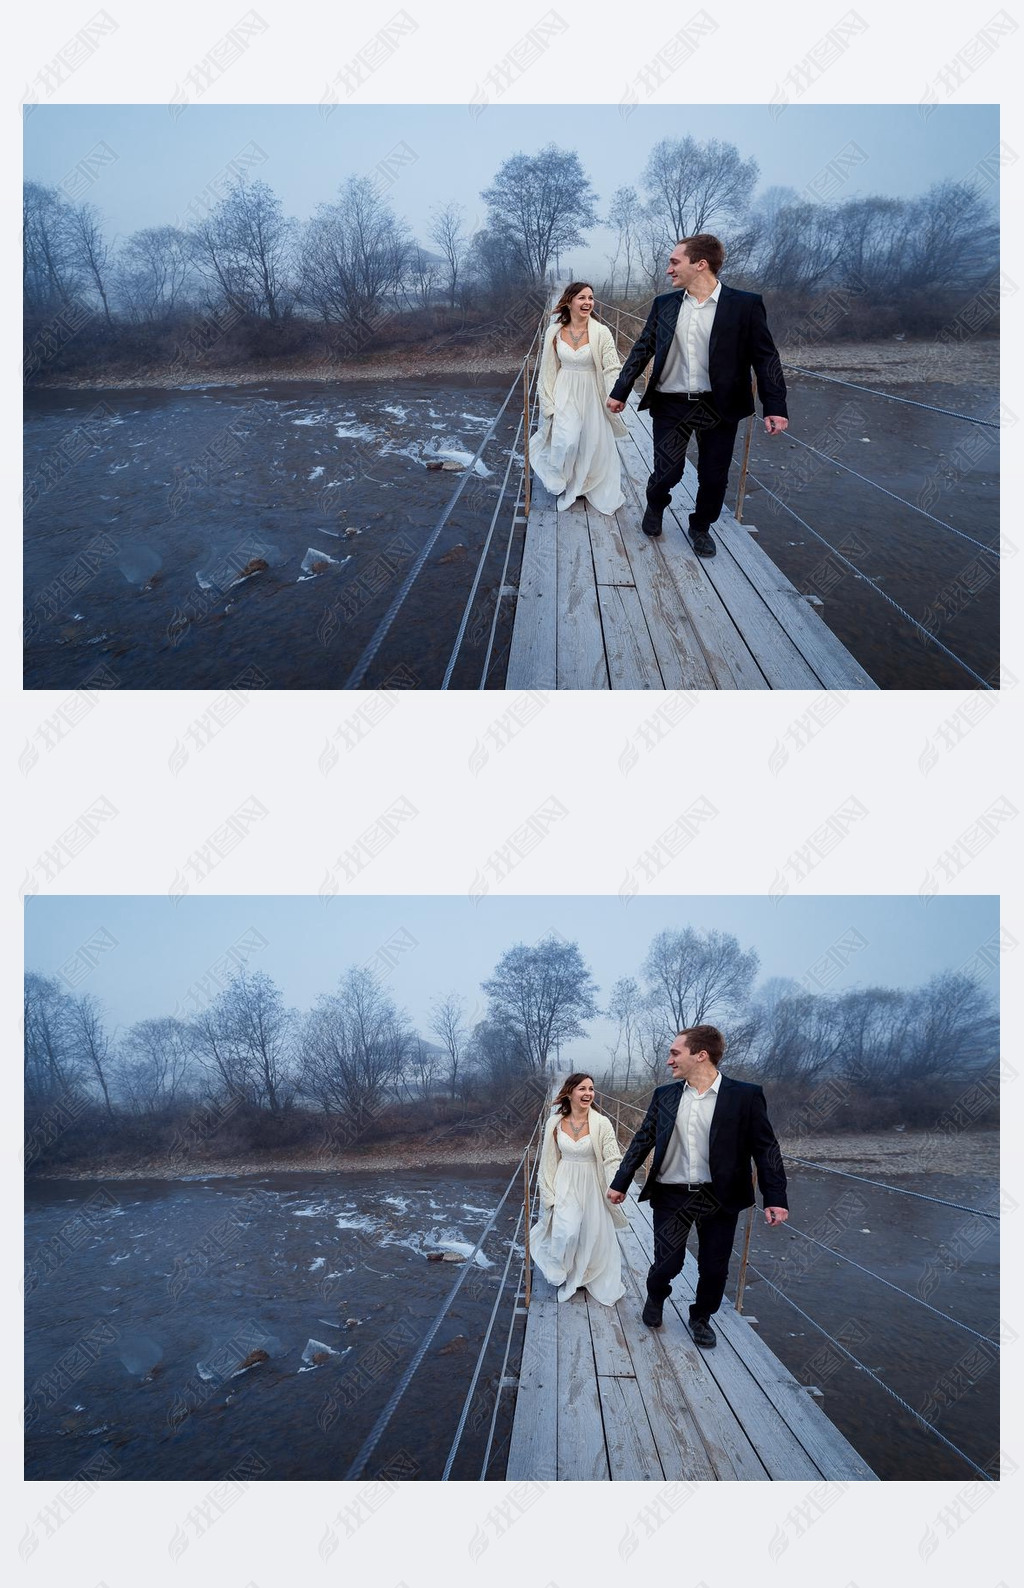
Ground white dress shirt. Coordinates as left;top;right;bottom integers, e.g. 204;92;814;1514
657;1071;722;1184
657;281;721;395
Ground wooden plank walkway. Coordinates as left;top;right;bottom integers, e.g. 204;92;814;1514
506;1188;877;1482
506;401;878;690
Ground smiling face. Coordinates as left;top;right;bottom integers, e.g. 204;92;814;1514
570;286;594;318
666;1035;708;1084
570;1075;595;1109
666;244;704;292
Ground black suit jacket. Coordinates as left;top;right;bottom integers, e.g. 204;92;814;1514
609;1075;788;1211
608;284;788;422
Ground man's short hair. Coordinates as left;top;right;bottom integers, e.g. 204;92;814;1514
681;1024;726;1065
679;234;726;276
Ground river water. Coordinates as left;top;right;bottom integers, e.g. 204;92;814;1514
23;370;997;691
25;1162;997;1482
23;378;521;692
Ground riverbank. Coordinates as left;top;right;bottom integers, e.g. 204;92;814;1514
28;338;997;392
29;1127;998;1183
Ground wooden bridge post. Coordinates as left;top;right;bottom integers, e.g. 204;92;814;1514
523;1147;533;1308
522;359;532;519
735;377;756;524
734;1170;757;1311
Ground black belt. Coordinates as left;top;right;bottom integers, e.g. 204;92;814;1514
662;1180;714;1191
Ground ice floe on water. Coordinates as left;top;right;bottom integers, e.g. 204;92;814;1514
381;436;492;477
300;1338;349;1370
298;547;349;580
393;1226;493;1267
118;1332;163;1377
335;1212;379;1233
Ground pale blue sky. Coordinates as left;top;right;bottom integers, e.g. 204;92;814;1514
24;895;998;1052
24;104;999;277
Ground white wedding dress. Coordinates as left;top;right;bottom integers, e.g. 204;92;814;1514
530;1129;625;1305
531;339;625;515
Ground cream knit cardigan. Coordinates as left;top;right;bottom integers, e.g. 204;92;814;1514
535;318;630;443
535;1106;630;1232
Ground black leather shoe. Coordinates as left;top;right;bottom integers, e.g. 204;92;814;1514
641;505;663;537
687;1315;717;1348
641;1298;664;1327
688;528;717;558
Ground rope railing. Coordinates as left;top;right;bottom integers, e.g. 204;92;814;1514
783;434;999;558
782;365;1001;427
442;311;546;689
738;471;995;690
783;1154;999;1218
779;1221;999;1346
743;1260;995;1482
344;1106;546;1481
342;311;549;691
444;1102;548;1481
441;1199;526;1480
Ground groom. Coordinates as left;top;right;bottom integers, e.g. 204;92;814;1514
607;1025;788;1349
606;234;788;557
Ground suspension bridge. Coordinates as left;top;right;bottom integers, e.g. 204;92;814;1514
341;302;998;690
341;1092;998;1483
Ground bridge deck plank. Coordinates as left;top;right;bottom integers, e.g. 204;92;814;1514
506;1189;878;1482
508;399;876;690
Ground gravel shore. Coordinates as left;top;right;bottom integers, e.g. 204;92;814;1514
29;339;996;393
31;1128;997;1183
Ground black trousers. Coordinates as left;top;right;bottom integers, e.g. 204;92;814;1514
647;1184;740;1320
647;394;740;532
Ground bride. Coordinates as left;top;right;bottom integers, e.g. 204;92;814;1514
530;283;627;515
530;1073;627;1306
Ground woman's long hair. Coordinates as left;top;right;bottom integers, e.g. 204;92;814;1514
552;281;600;326
551;1072;599;1117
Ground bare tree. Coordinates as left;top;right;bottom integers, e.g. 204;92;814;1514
467;1017;527;1086
114;226;194;321
606;976;643;1090
68;203;114;327
190;179;293;320
430;992;470;1099
429;203;469;308
23;182;82;314
300;966;412;1114
481;144;599;283
894;971;997;1079
66;994;116;1119
482;935;599;1073
191;998;250;1105
407;246;441;309
605;185;642;299
641;137;759;243
641;928;759;1035
298;177;409;326
24;973;77;1109
409;1038;440;1099
115;1018;196;1113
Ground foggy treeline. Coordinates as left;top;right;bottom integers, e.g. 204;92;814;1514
24;135;998;381
24;926;997;1170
